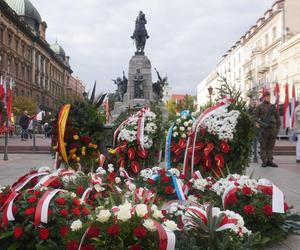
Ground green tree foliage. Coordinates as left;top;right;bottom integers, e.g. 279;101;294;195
13;96;38;116
165;94;196;120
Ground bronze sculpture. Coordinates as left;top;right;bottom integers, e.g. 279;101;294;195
131;11;149;54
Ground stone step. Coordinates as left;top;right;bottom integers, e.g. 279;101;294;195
0;145;51;154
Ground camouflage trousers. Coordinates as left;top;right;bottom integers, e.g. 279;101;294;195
259;126;278;163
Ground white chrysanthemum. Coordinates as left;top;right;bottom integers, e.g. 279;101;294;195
179;126;185;131
115;177;121;184
135;204;148;217
70;219;82;231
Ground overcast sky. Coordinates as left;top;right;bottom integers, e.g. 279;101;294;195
30;0;274;96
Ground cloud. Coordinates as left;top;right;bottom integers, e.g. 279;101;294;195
30;0;274;95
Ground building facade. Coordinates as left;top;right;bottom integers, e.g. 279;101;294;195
0;0;83;111
69;76;85;99
197;0;300;107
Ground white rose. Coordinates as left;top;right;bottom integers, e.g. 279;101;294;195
108;164;114;173
70;192;77;198
96;167;106;175
117;208;131;222
135;204;149;217
115;177;121;184
163;220;178;231
70;219;82;231
97;209;111;223
151;204;158;211
152;209;164;219
143;219;157;232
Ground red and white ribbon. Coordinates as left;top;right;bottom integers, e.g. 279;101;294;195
216;216;238;231
34;189;64;225
81;187;93;203
185;205;208;226
182;170;202;195
134;187;154;203
12;172;48;192
58;169;76;177
258;178;284;213
183;98;233;176
113;118;129;147
1;192;19;225
34;172;59;189
222;184;238;209
137;115;145;150
153;220;176;250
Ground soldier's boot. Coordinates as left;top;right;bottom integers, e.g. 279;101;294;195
267;161;278;168
261;162;268;168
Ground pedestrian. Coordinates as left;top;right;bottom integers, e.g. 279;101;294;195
254;91;281;167
249;98;259;163
19;110;30;141
294;104;300;163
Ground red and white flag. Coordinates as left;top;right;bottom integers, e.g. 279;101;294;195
283;83;290;129
274;82;280;112
291;84;296;128
0;76;5;126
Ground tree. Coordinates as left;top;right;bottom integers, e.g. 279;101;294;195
13;96;38;116
165;94;196;119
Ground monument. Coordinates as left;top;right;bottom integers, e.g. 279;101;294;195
112;11;167;120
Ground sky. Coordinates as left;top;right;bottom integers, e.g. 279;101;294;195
30;0;274;96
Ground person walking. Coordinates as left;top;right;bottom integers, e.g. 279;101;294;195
254;91;281;167
294;104;300;163
19;110;30;141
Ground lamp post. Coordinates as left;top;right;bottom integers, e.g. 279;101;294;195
208;86;213;104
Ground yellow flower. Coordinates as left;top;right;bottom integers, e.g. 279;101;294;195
82;146;86;151
71;154;77;160
88;143;98;149
76;157;80;162
73;135;79;140
108;148;116;155
93;145;98;149
82;151;86;156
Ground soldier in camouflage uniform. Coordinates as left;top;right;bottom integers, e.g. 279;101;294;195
254;91;280;167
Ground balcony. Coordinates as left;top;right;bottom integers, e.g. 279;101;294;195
245;70;252;80
252;47;262;56
258;62;270;74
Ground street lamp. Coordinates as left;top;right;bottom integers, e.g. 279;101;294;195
208;86;213;104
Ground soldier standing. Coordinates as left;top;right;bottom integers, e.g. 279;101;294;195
255;91;281;167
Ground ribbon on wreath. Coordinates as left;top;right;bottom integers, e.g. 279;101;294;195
257;178;285;213
153;220;176;250
11;172;49;192
136;107;150;150
81;187;93;203
183;98;233;177
222;183;238;209
1;191;19;225
165;110;191;170
113;118;129;148
34;189;65;225
34;172;59;189
134;187;154;203
182;170;202;195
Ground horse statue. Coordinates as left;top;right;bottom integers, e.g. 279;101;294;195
153;68;168;101
131;11;149;53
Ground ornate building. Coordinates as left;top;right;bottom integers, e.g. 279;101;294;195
0;0;84;111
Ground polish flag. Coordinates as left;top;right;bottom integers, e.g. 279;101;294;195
283;83;290;129
0;76;5;125
291;84;296;128
273;82;280;112
6;79;13;123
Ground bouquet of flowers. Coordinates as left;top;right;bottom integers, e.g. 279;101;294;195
66;201;178;250
115;108;162;175
165;111;194;168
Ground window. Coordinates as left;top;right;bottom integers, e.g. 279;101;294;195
15;38;19;52
238;53;241;63
0;27;3;43
0;54;2;67
15;62;18;76
297;87;300;101
265;33;269;47
27;48;31;61
21;89;24;96
21;65;25;78
21;43;25;57
8;58;11;73
233;58;236;67
272;26;277;41
8;33;12;47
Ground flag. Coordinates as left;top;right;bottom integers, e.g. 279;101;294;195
6;79;13;124
291;84;296;128
35;111;45;121
0;76;5;126
283;83;290;129
274;82;280;112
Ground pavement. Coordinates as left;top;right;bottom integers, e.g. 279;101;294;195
0;152;299;249
0;135;51;147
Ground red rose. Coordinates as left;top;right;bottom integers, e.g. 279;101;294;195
164;186;174;195
82;207;90;216
131;161;140;174
67;240;79;250
60;226;69;237
226;193;238;206
159;169;166;175
39;228;49;240
244;204;255;214
50;178;62;188
148;179;155;185
76;186;84;196
107;224;120;236
34;190;41;196
81;245;95;250
263;204;273;216
261;186;273;196
87;226;100;238
73;198;81;207
134;226;147;238
284;202;289;212
107;172;117;182
72;208;81;216
12;205;18;214
55;197;66;205
27;196;37;204
162;175;170;183
130;245;142;250
241;186;252;196
128;147;136;160
14;226;23;238
60;209;68;217
25;207;35;215
220;140;230;153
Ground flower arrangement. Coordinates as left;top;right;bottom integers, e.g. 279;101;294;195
115;107;162;175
